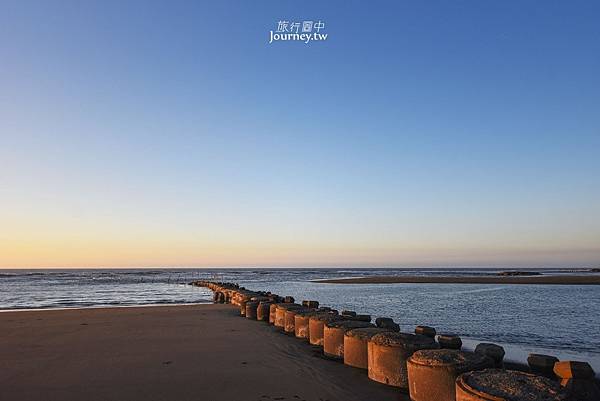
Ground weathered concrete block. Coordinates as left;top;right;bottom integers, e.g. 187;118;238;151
528;353;559;379
239;298;250;316
302;300;319;309
554;361;600;401
437;334;462;350
407;349;493;401
341;310;357;317
284;307;309;334
245;301;259;319
455;369;566;401
554;361;595;380
367;332;438;389
344;327;392;369
350;314;372;322
269;303;279;325
415;325;436;338
256;301;272;322
294;310;322;340
309;314;342;346
274;304;287;328
323;320;374;360
275;303;301;330
474;343;505;368
375;317;400;332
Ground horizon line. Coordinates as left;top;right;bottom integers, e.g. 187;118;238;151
1;265;598;270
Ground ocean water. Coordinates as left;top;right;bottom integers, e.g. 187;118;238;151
1;268;599;372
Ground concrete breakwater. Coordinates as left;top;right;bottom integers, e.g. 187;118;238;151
193;280;600;401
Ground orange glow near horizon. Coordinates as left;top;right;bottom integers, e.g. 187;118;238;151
2;234;599;268
2;204;600;268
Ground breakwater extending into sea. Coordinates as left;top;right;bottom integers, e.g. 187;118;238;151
196;280;599;400
1;268;599;372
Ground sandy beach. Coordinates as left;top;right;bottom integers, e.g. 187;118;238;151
0;304;400;401
315;274;600;285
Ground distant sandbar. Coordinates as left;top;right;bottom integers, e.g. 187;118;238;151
315;274;600;285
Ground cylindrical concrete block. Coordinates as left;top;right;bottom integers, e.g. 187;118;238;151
239;297;251;316
275;303;301;330
553;361;600;400
367;332;438;389
415;325;436;338
284;307;309;334
274;304;287;328
235;292;254;309
375;317;400;331
295;309;338;340
344;327;391;369
350;314;372;322
302;300;319;309
554;360;595;381
407;349;493;401
438;334;462;350
528;353;559;379
250;296;270;303
294;311;320;340
455;369;566;401
474;343;505;368
239;293;253;307
256;301;272;322
245;301;259;320
268;295;282;303
324;320;374;359
269;303;279;325
375;317;393;326
309;314;343;346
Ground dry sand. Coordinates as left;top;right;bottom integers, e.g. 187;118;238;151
315;274;600;285
0;304;401;401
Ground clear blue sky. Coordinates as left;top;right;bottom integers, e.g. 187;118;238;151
1;0;599;267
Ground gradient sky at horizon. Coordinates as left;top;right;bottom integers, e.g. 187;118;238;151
1;1;599;268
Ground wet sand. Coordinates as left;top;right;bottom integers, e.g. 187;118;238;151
315;274;600;285
0;304;400;401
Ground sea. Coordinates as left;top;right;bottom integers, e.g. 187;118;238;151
1;267;599;373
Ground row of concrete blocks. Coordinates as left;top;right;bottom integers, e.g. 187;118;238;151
194;281;599;401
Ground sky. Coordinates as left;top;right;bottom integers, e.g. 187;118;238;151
1;0;599;268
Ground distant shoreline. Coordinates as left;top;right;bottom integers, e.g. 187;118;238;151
314;274;600;285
